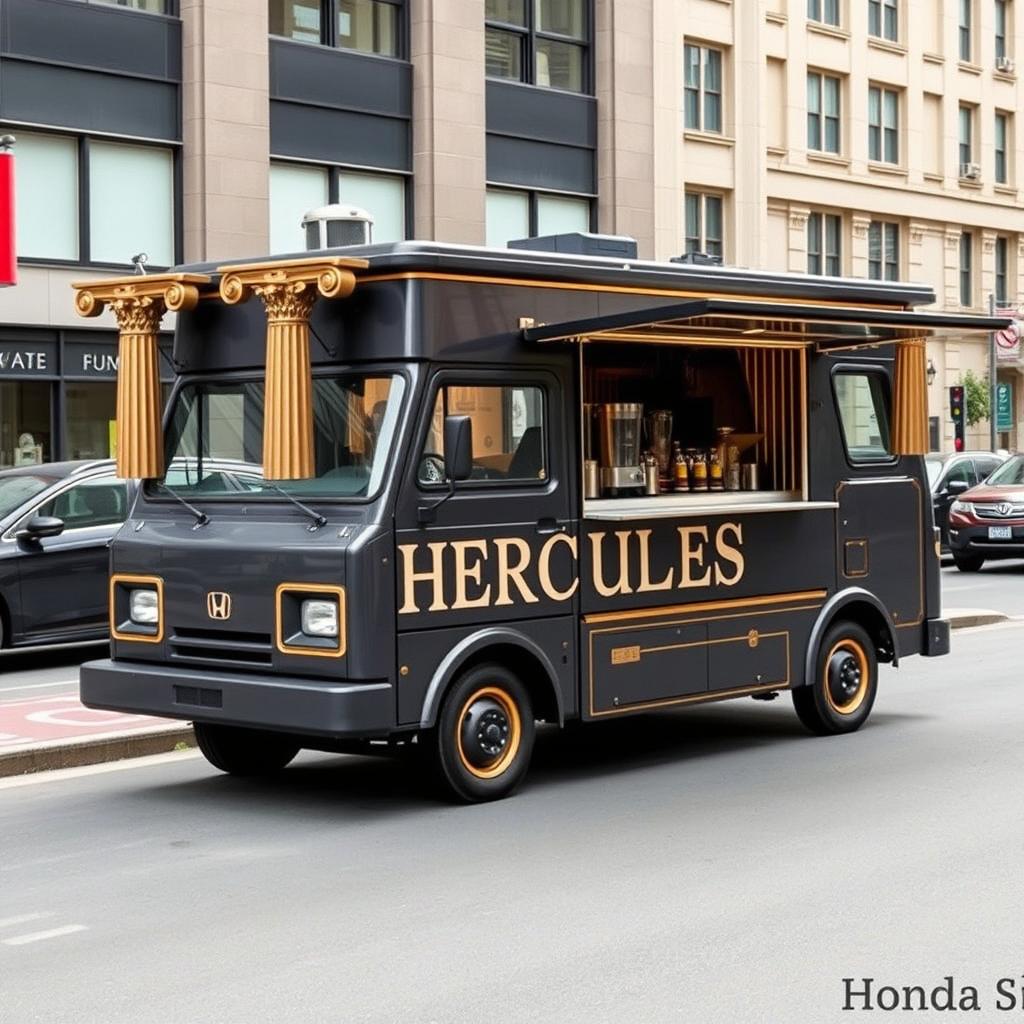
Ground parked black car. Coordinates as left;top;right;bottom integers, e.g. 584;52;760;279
925;450;1005;552
0;461;133;650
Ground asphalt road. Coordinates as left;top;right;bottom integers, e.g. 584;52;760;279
941;557;1024;617
1;622;1022;1024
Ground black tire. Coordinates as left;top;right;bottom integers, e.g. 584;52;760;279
193;723;301;776
953;553;985;572
428;663;535;803
793;621;878;736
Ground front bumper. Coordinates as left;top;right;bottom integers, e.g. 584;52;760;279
81;659;394;739
949;522;1024;557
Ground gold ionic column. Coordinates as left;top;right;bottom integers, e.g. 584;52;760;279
72;275;210;478
217;257;366;481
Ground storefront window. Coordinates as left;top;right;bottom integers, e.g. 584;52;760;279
0;382;52;469
65;382;117;461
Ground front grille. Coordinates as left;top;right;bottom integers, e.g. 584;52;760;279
169;626;274;667
972;503;1024;521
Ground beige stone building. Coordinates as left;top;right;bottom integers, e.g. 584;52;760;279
0;0;1020;461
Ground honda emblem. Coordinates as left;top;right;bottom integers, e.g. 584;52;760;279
207;591;232;620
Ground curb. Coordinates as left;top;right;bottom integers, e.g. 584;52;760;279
0;724;196;778
946;609;1010;630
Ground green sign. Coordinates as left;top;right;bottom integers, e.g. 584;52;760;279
997;381;1014;432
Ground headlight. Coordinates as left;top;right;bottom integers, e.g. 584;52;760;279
950;500;972;516
129;589;160;625
301;598;338;638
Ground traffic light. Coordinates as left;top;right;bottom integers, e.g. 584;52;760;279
949;385;965;452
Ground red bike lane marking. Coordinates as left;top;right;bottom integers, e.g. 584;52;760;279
0;694;167;746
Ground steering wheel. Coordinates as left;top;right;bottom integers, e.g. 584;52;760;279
419;452;446;484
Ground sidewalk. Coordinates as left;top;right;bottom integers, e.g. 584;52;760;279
0;608;1012;778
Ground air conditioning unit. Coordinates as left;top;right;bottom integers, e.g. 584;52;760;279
302;203;374;250
960;162;982;180
996;55;1016;73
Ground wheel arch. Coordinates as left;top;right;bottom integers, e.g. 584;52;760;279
419;627;564;730
803;588;898;687
0;589;10;647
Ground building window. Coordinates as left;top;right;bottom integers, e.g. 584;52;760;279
959;231;973;307
684;192;724;258
683;44;723;133
995;236;1009;304
868;221;899;281
995;112;1010;184
959;105;974;170
995;0;1009;59
269;162;407;253
807;0;840;26
89;0;170;11
868;86;899;163
485;187;592;246
808;212;842;276
868;0;898;40
0;381;52;469
807;72;841;154
485;0;589;94
12;130;176;268
269;0;403;57
958;0;973;60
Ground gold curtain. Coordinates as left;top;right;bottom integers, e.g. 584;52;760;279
892;337;928;456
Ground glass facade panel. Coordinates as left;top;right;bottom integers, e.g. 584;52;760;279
486;189;530;247
487;0;527;24
91;0;168;11
995;113;1009;183
959;0;972;60
960;232;973;306
269;163;330;254
536;37;584;91
13;133;79;261
536;0;584;37
0;382;52;469
485;27;524;79
269;0;322;42
89;142;174;267
336;1;398;56
536;194;590;235
337;170;406;243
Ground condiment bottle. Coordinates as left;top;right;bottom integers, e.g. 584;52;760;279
726;444;741;491
709;448;724;491
673;443;688;491
691;450;708;491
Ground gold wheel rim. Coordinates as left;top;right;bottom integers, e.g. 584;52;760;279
823;639;870;715
456;686;522;780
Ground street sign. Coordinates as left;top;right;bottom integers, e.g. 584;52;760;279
995;310;1021;363
997;381;1014;432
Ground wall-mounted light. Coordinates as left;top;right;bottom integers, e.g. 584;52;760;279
926;358;937;386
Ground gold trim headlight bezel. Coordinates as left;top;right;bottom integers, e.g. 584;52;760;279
110;573;165;644
275;583;346;658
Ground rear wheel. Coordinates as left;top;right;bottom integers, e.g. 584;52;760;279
428;664;535;803
793;621;878;736
953;553;985;572
193;723;300;776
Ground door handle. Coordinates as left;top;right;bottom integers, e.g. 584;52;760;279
535;517;566;535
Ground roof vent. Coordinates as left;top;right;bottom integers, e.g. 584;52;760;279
670;251;724;267
507;232;638;260
302;203;374;250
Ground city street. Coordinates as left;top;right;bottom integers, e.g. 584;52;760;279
1;606;1022;1022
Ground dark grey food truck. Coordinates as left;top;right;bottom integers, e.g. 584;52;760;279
71;239;1008;802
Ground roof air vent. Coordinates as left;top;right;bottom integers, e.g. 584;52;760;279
302;203;374;250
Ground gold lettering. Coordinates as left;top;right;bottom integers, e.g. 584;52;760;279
494;537;539;606
714;522;745;586
398;542;448;614
636;528;674;592
589;531;634;596
538;533;579;601
677;526;711;589
450;539;492;609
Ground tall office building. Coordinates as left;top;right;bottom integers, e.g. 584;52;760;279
0;0;1020;462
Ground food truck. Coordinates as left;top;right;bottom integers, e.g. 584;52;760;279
71;238;1008;801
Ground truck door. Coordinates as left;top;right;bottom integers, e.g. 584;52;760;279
393;369;578;720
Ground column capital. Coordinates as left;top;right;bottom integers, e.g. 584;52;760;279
217;256;367;318
72;272;212;326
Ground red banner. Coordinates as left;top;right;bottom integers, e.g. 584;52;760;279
0;148;15;287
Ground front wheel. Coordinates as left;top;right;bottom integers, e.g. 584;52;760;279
793;621;878;736
193;723;301;776
953;553;985;572
428;664;535;803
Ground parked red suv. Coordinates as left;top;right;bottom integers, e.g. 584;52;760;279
948;453;1024;571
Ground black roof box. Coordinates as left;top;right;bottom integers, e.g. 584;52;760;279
507;232;638;260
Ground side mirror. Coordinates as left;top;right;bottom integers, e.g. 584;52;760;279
946;479;970;495
443;415;473;482
17;515;65;541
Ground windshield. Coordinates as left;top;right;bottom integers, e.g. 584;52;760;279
0;473;56;520
984;454;1024;486
152;374;405;499
925;457;943;488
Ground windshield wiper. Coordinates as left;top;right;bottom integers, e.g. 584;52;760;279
260;480;327;531
160;482;209;529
